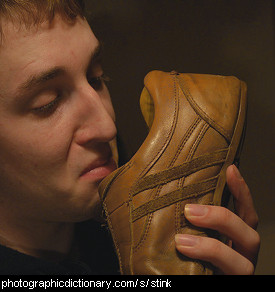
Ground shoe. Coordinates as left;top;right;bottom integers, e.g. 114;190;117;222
99;70;247;275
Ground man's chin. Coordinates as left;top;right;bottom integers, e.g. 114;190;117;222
89;199;105;223
77;194;104;223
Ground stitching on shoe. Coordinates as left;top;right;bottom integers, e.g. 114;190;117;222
132;117;202;252
102;202;124;274
101;161;132;202
174;122;211;231
177;122;210;191
129;74;179;261
135;73;179;181
132;118;214;250
131;147;227;196
132;124;211;223
170;117;201;167
175;122;211;232
132;86;178;182
131;176;219;222
132;122;217;249
177;75;231;142
173;118;203;232
132;201;154;253
133;123;212;242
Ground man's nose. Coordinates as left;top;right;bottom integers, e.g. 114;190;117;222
73;85;117;146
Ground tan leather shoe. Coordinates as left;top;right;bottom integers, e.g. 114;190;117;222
99;70;247;275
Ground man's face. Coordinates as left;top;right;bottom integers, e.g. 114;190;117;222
0;15;117;223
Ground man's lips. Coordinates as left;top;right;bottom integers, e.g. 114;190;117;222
80;155;117;181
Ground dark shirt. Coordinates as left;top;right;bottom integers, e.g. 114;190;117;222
0;220;120;275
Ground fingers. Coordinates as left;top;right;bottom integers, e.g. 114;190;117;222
175;234;254;275
175;203;260;274
226;165;258;229
182;204;260;264
174;166;260;274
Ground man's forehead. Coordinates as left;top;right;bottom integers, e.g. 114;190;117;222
0;14;96;60
0;15;47;46
0;15;98;98
1;14;89;46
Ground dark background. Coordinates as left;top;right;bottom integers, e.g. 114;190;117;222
85;0;275;275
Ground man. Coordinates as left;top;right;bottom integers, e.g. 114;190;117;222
0;0;259;275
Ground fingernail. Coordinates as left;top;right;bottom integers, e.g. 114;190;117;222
233;164;243;179
184;204;208;217
175;234;198;247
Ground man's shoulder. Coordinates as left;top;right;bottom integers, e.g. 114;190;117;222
0;244;56;275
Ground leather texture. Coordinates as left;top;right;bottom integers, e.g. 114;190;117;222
99;70;247;275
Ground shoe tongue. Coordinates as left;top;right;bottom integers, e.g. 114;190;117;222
139;87;155;129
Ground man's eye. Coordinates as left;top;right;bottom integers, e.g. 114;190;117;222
88;74;110;91
32;95;61;115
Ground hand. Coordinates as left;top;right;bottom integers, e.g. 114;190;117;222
175;164;260;275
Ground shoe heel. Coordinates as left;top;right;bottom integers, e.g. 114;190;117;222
213;80;247;206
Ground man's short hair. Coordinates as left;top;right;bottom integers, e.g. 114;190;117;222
0;0;85;41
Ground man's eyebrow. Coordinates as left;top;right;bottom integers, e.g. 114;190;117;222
17;42;103;94
18;67;65;93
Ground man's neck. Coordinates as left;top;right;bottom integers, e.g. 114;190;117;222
0;219;75;262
